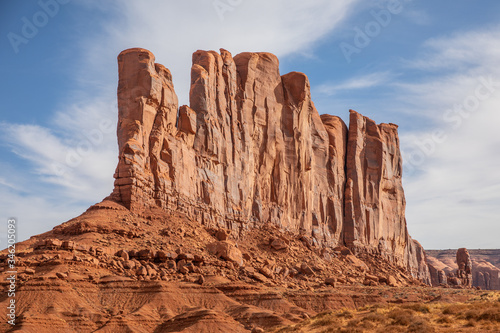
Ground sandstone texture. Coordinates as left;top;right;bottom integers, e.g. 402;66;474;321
111;48;346;247
109;48;429;283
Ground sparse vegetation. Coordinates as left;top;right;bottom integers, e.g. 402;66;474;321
271;292;500;332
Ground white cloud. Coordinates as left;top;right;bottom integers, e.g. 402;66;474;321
397;27;500;249
316;71;394;95
405;26;500;71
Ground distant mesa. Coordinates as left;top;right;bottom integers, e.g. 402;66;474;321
427;248;500;290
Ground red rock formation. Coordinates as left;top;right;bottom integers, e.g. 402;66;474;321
426;256;450;286
111;48;346;246
456;248;473;287
343;110;424;278
109;48;429;283
427;249;500;290
474;260;500;290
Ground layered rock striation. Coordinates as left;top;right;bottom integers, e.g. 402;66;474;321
109;48;429;283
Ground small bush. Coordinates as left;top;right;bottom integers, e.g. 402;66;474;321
465;309;479;320
402;303;431;314
363;312;386;323
407;319;435;333
478;309;500;322
436;315;453;324
336;310;354;319
311;315;338;328
442;304;467;315
388;309;414;326
337;328;363;333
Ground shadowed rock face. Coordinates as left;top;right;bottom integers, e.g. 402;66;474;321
109;47;430;282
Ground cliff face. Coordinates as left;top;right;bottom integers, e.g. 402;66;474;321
110;48;429;282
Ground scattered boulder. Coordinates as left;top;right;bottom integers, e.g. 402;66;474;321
215;229;230;241
116;250;129;261
346;255;368;271
270;238;287;251
300;263;315;276
387;275;399;287
137;249;154;260
325;277;337;287
46;239;62;248
207;241;244;267
62;241;75;250
259;267;273;279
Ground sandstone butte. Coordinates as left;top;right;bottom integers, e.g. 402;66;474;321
0;48;460;332
108;48;430;283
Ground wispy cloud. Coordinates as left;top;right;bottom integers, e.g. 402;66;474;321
405;26;500;71
2;95;117;201
316;71;394;95
396;26;500;249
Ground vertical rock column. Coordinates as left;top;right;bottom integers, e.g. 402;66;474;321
456;248;473;287
111;48;179;211
344;110;409;266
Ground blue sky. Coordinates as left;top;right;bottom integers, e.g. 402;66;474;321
1;0;499;249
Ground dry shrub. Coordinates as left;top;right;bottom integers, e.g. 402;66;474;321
436;315;453;324
442;304;468;315
388;309;414;326
376;325;405;333
363;312;386;323
464;309;482;321
311;314;338;328
402;303;431;314
337;328;363;333
478;308;500;322
407;319;435;333
336;310;354;319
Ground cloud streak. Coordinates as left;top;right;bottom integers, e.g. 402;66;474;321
316;71;394;95
395;26;500;249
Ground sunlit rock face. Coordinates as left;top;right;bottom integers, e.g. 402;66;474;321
109;48;430;283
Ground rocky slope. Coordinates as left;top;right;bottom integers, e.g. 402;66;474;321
427;249;500;290
108;48;429;283
0;201;427;332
